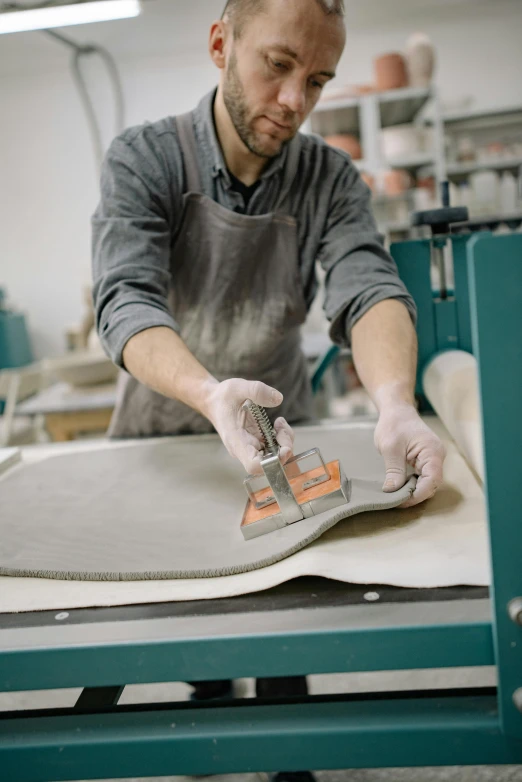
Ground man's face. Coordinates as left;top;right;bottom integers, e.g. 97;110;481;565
221;0;345;159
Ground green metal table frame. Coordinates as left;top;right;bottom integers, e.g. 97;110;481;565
0;233;521;779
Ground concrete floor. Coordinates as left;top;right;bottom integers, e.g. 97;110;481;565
2;668;522;781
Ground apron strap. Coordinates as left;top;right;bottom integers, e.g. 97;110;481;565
176;107;301;210
274;135;302;212
175;111;203;193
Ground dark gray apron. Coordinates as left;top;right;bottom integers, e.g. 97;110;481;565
109;111;313;438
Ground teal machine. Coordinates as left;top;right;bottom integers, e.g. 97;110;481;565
0;201;521;778
0;286;34;414
0;288;33;371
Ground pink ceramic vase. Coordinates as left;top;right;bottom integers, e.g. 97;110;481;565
384;169;412;196
324;134;362;160
374;53;408;91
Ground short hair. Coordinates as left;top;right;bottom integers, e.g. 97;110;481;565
221;0;345;37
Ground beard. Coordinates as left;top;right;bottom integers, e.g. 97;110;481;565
222;50;295;159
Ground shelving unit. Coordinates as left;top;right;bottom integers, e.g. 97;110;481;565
311;96;360;136
301;89;436;350
445;157;522;180
306;85;446;238
441;104;522;132
386;153;434;171
451;211;522;233
377;85;432;128
439;104;522;216
438;105;522;179
307;92;522;236
301;100;521;343
311;85;433;135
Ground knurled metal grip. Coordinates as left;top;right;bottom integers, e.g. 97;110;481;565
243;399;279;454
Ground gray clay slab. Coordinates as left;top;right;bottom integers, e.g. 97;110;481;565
0;425;414;580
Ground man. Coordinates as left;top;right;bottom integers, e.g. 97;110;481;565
92;0;445;779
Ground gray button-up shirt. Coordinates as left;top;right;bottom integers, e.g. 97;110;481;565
92;88;416;368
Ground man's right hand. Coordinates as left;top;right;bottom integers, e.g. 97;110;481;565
203;378;295;475
121;329;293;473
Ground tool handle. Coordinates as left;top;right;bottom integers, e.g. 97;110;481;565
243;400;279;454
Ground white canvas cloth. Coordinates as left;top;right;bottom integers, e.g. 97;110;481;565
0;417;490;613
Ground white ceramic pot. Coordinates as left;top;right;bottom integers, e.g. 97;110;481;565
405;32;435;87
380;124;425;160
383;169;413;196
469;170;500;215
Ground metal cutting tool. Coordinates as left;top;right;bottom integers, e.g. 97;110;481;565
240;400;350;539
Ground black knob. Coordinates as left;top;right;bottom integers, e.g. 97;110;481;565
411;180;469;235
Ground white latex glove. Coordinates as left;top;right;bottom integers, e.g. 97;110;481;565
374;402;446;507
205;378;295;475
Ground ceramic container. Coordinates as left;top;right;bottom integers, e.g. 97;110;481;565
380;124;426;160
413;186;434;212
324;134;362;159
470;169;500;215
456;136;476;163
499;172;518;213
374;52;408;91
405;32;435;87
383;169;413;196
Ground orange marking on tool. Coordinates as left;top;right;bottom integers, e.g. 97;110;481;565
241;459;342;528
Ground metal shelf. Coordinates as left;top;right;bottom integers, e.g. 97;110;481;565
372;191;415;205
312;86;432;137
446;157;522;178
314;96;361;114
451;211;522;233
311;101;361;137
377;86;432;128
310;85;445;239
385;154;434;171
442;105;522;132
423;104;522;136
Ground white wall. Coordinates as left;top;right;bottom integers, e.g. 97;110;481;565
1;0;521;358
0;52;216;358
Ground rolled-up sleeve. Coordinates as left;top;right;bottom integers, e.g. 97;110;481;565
317;156;416;347
91;132;179;368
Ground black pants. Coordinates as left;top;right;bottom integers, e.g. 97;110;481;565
189;675;308;700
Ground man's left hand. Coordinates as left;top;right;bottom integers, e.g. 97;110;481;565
374;403;446;507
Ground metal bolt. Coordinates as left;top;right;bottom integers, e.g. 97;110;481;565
513;688;522;713
364;592;380;602
508;598;522;626
55;612;69;621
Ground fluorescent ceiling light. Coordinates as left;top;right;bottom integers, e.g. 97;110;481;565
0;0;141;35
